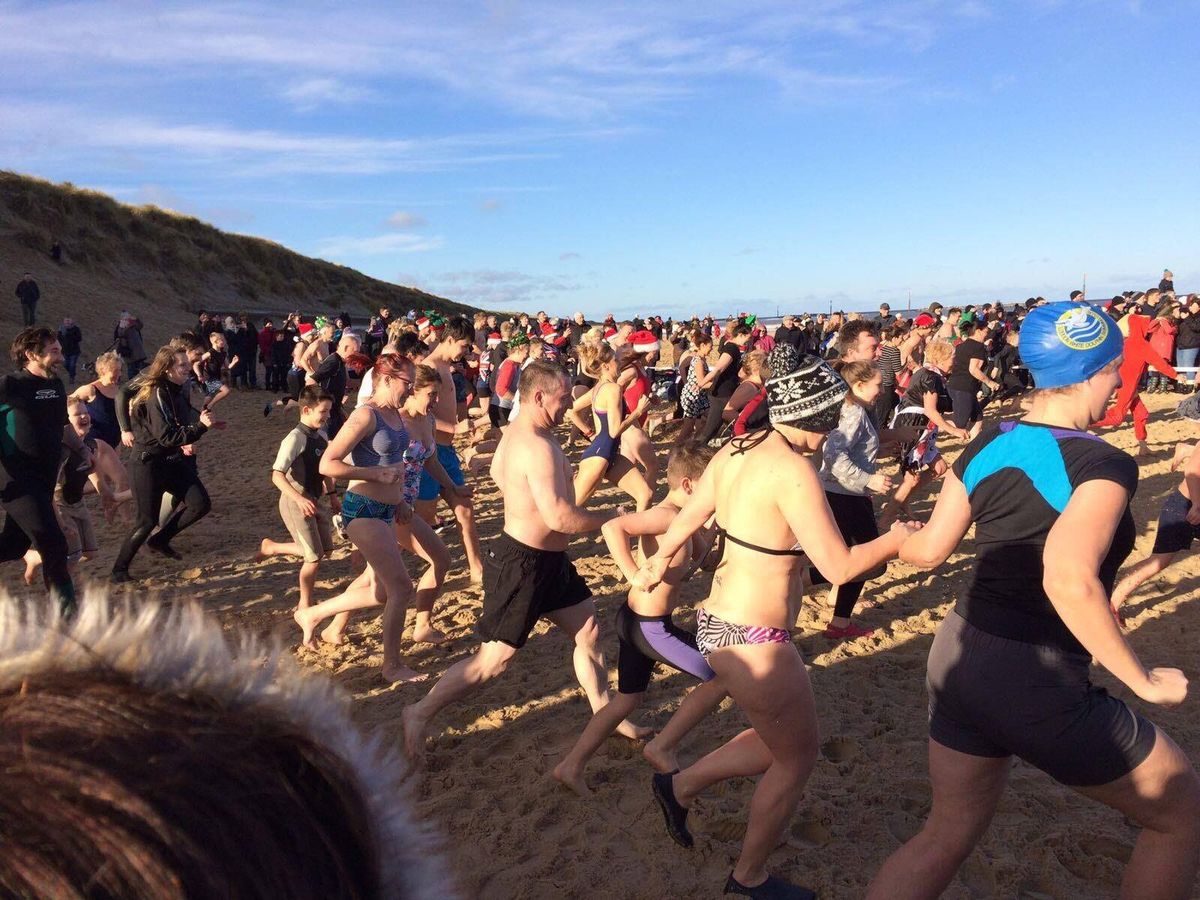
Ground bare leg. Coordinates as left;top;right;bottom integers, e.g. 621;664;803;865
257;537;303;560
573;457;610;506
643;679;728;773
867;741;1011;899
297;560;319;610
295;567;378;648
448;492;484;583
1076;729;1200;900
610;456;654;512
621;426;660;489
397;516;451;644
554;691;642;795
1111;552;1176;611
670;642;819;889
403;640;519;758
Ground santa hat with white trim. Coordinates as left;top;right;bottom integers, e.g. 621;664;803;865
630;330;659;355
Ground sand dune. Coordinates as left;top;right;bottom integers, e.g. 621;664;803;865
2;385;1198;899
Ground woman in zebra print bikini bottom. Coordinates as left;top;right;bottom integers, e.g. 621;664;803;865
634;346;918;899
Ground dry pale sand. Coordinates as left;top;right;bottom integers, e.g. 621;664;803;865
4;384;1199;900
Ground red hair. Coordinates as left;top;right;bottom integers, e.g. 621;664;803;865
372;352;412;381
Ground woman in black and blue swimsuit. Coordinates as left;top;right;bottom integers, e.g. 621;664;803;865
572;343;654;511
311;353;426;684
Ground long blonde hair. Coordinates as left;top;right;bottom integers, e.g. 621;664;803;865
130;346;184;412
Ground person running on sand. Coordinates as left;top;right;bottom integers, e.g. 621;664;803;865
635;345;916;900
414;316;485;584
868;302;1200;900
403;360;650;760
553;442;725;796
256;386;339;611
615;330;662;489
70;351;124;449
306;364;461;649
1110;394;1200;620
675;329;712;444
306;353;425;683
571;343;654;511
195;330;235;409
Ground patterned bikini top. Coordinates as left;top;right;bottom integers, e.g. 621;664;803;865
402;436;436;505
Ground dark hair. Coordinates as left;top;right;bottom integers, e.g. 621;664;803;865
394;332;427;360
299;385;333;408
517;359;568;402
171;333;204;353
666;442;715;488
440;316;474;344
10;327;56;368
729;323;751;338
836;320;877;353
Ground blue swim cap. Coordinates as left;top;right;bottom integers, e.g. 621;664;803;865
1020;302;1123;389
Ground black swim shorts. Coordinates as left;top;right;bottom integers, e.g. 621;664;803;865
1151;490;1200;556
476;532;592;649
927;611;1157;787
615;603;715;694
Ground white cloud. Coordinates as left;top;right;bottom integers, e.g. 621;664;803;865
315;233;445;258
385;210;428;229
282;77;377;111
425;268;586;308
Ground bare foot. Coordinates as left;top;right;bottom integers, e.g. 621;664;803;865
319;622;346;646
469;568;484;586
412;623;449;645
642;738;678;774
382;662;430;684
1136;441;1150;458
402;704;431;760
293;608;317;649
552;758;592;796
254;538;269;562
616;718;655;741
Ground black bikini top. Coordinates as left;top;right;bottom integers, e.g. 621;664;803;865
712;524;806;558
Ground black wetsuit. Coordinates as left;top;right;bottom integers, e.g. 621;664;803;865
313;352;348;438
111;380;211;577
0;369;79;612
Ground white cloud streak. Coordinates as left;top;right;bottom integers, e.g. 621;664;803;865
315;232;446;257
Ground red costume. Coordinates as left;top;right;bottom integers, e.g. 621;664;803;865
1093;314;1177;441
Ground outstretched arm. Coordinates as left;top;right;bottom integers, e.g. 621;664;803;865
898;471;973;567
602;505;675;583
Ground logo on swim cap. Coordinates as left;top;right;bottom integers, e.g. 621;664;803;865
1054;307;1109;351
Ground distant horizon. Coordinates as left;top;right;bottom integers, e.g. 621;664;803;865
2;2;1193;319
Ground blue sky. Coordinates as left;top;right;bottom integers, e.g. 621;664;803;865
1;0;1196;318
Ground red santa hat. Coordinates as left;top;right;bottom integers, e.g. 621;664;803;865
486;332;502;348
416;315;431;333
630;330;659;354
604;327;618;340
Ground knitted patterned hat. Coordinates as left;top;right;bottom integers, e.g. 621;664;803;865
765;345;847;433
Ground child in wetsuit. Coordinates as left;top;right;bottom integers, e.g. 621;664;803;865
257;387;340;611
553;443;725;795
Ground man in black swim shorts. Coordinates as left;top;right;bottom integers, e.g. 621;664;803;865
403;360;649;759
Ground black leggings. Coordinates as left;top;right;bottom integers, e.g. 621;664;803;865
113;453;211;574
696;394;731;443
811;491;880;618
0;483;75;613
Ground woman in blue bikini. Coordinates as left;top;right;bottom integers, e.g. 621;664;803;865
572;343;654;511
310;353;425;683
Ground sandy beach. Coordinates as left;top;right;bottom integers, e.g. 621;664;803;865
4;385;1198;899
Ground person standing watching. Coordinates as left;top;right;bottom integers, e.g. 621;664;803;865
0;327;91;614
57;317;83;386
15;273;39;326
114;312;147;380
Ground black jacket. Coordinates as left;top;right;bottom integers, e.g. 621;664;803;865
130;381;208;455
57;325;83;356
15;279;39;305
1177;315;1200;351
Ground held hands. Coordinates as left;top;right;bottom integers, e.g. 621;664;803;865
866;473;894;494
890;519;923;544
633;555;669;591
1134;668;1189;707
373;466;403;486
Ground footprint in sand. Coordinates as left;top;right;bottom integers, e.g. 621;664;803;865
703;817;746;842
958;853;996;897
886;811;920;842
1078;834;1132;863
820;736;858;763
789;819;832;848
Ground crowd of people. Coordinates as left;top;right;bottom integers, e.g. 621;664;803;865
2;270;1200;897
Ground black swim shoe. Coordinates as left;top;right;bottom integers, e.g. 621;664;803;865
146;538;183;561
651;771;693;849
109;569;132;585
724;872;817;899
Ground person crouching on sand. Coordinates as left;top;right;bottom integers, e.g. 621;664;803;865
553;442;726;796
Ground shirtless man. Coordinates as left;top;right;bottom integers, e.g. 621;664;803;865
403;359;648;759
414;316;484;582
